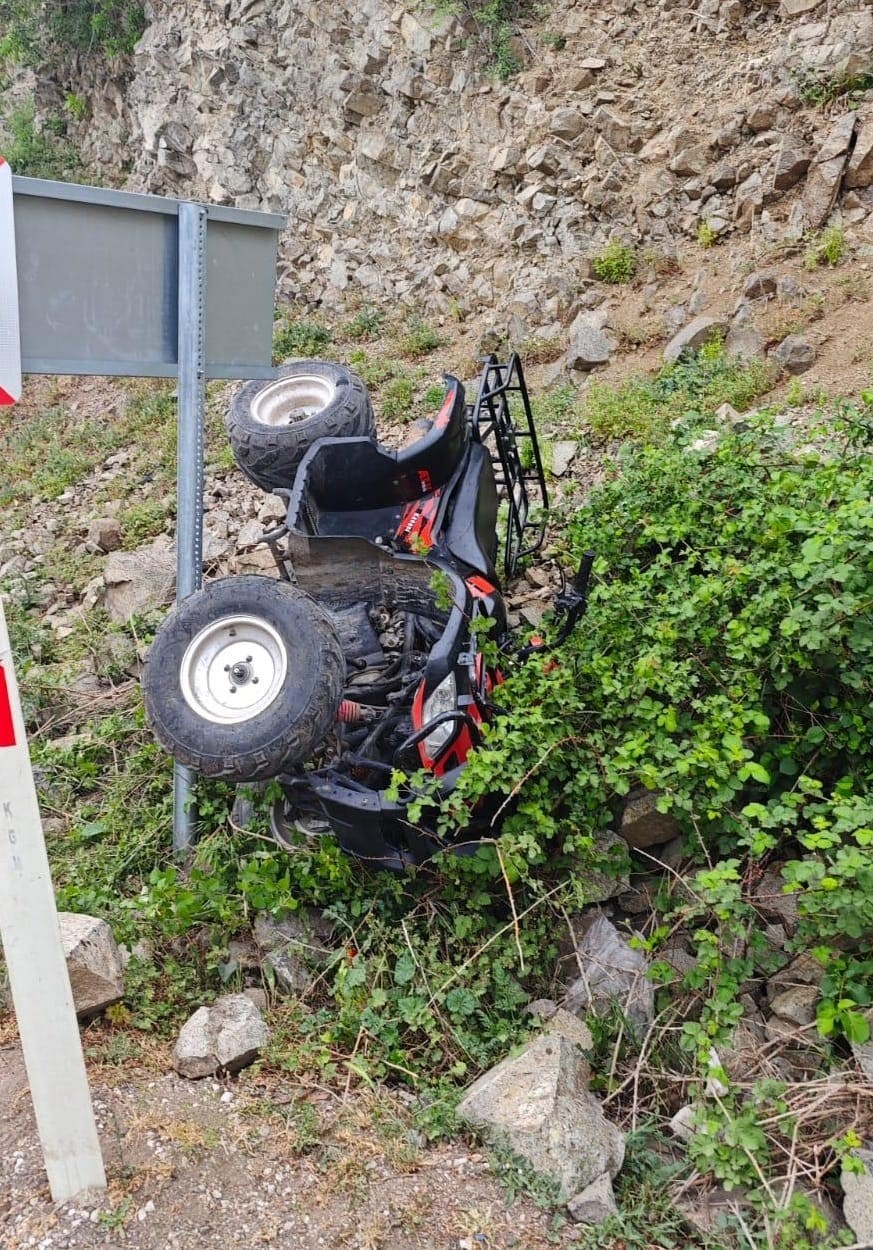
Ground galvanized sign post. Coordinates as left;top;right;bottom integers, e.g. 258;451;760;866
9;174;286;852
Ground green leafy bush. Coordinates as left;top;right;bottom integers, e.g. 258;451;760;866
437;397;873;1025
0;103;81;180
591;241;637;284
272;315;332;362
431;1;536;80
0;0;144;63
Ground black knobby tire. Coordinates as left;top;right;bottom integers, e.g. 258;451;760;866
143;576;345;783
226;360;375;491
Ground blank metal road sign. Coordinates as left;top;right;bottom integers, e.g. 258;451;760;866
0;156;22;404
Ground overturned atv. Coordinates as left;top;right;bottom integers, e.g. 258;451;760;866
144;355;591;870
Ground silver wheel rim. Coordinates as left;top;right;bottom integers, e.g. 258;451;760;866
249;374;336;428
179;614;288;725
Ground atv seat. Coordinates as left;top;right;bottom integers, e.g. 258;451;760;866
286;376;469;543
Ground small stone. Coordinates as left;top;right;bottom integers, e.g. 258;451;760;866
742;272;777;300
780;0;823;13
620;788;681;849
846;118;873;190
174;993;268;1078
842;1148;873;1243
86;517;122;553
669;1105;697;1142
803;113;857;229
663;316;727;363
567;1173;618;1224
566;325;612;372
772;335;815;375
564;911;654;1036
769;985;818;1027
773;141;811;193
551;441;578;477
725;324;765;361
457;1033;625;1201
59;912;125;1017
103;540;175;622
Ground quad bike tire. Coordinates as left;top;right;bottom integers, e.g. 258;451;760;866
226;360;375;491
143;575;345;783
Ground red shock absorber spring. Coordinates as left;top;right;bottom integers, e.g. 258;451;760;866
337;699;363;725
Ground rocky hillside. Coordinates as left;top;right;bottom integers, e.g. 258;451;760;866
5;0;871;327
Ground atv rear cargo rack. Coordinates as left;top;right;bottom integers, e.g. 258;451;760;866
470;353;549;578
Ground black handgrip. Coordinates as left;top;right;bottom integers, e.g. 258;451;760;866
574;551;595;595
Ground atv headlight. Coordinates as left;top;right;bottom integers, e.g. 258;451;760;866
422;672;458;759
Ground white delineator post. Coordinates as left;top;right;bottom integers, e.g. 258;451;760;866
0;156;106;1202
0;602;107;1201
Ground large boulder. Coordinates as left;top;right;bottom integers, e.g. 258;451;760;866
174;993;269;1078
457;1033;625;1201
59;912;125;1017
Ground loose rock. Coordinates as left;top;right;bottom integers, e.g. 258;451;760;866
564;911;654;1036
619;788;682;850
457;1033;625;1201
663;316;727;363
842;1148;873;1244
103;540;175;622
567;1172;618;1224
772;335;815;375
174;993;269;1078
59;912;125;1017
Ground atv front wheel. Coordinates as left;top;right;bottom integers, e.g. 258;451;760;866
227;360;374;491
143;576;344;782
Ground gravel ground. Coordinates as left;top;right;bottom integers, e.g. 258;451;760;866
1;1037;578;1250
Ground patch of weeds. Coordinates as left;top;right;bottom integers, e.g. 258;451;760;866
488;1139;562;1209
272;312;332;362
762;291;825;342
794;67;873;107
804;224;846;270
381;373;418;420
516;336;563;365
697;220;718;249
422;382;447;410
591;241;637;284
344;306;385;342
121;498;169;546
95;1197;134;1230
0;404;115;504
532;383;579;432
0;101;81;179
0;0;145;64
580;340;772;440
541;30;566;51
614;319;660;350
396;316;444;360
432;1;534;80
834;270;870;303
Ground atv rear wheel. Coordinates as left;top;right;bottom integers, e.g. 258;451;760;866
227;360;374;491
143;576;345;782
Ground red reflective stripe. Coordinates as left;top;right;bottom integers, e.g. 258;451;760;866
0;386;16;406
0;664;17;747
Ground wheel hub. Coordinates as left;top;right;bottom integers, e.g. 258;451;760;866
249;374;336;428
179;615;288;725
